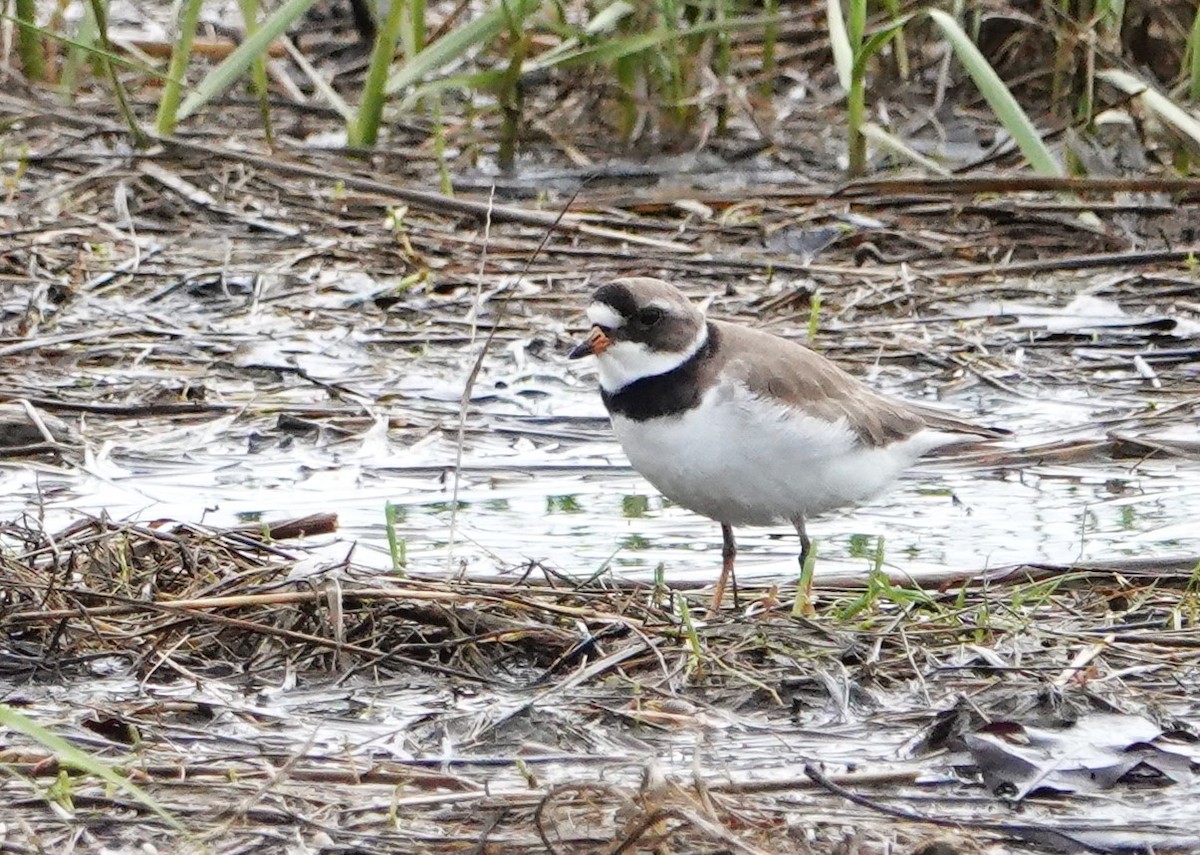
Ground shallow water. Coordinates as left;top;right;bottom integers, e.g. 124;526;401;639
4;347;1199;590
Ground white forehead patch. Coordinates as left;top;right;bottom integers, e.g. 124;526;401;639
587;302;625;329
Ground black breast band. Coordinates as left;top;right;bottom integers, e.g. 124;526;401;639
601;323;718;421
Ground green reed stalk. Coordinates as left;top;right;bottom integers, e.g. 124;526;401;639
714;0;731;135
352;0;406;146
155;0;204;134
176;0;317;123
89;0;146;144
13;0;47;80
432;96;452;196
402;0;426;58
59;0;101;97
496;0;529;171
845;0;866;174
761;0;778;97
385;502;407;576
237;0;274;146
879;0;908;78
1189;3;1200;101
792;542;817;617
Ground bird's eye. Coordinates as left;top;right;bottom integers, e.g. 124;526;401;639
637;307;664;326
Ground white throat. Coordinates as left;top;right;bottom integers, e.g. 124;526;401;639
597;322;708;393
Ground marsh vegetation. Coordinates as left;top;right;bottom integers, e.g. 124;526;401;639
3;1;1200;851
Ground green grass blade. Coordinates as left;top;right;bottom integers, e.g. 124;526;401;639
89;0;147;145
851;19;911;81
1190;4;1200;101
0;13;160;78
432;95;452;195
13;0;46;81
928;9;1061;177
353;0;408;146
155;0;205;135
586;0;635;34
879;0;909;78
762;0;778;96
500;13;775;77
408;10;768;95
237;0;274;145
177;0;319;123
385;0;539;95
59;0;101;97
385;502;407;576
847;0;865;59
791;542;817;617
0;705;187;832
676;597;704;676
806;291;822;344
403;0;427;58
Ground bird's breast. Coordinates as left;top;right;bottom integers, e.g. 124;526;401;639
611;382;899;524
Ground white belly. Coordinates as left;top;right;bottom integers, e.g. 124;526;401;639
611;384;955;526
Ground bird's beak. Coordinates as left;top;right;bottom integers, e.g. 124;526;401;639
569;326;611;359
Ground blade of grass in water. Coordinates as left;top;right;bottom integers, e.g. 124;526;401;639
385;502;407;576
677;597;704;677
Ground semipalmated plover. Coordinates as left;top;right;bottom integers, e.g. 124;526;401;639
569;277;1004;612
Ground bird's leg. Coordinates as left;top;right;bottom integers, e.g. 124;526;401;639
794;516;815;611
795;517;811;569
710;523;737;615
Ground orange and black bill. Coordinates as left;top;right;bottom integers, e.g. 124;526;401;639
569;326;611;359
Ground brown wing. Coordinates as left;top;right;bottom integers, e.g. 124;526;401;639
710;321;927;448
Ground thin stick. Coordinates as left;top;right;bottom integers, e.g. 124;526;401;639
447;184;495;573
445;183;586;573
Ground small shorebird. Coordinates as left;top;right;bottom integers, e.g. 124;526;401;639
569;277;1004;612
